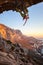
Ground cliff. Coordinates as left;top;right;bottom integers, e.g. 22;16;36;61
0;37;43;65
0;0;43;13
0;24;42;49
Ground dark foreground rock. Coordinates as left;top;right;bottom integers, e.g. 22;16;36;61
0;37;43;65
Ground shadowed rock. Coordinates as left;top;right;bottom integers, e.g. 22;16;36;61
0;36;43;65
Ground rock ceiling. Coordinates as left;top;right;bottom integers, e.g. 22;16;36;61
0;0;43;13
0;0;43;22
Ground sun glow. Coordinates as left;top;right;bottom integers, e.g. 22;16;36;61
22;30;43;39
26;33;43;39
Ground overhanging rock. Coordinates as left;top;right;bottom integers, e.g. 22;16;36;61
0;0;43;13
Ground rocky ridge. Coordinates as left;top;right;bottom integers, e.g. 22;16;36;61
0;35;43;65
0;24;42;49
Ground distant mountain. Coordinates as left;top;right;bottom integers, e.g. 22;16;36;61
0;24;42;49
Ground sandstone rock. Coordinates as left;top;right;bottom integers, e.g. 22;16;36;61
0;36;43;65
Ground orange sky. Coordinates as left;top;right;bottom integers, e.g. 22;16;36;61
22;30;43;39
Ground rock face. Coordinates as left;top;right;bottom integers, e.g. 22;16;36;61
0;0;43;21
0;0;43;13
0;24;42;49
0;36;43;65
0;24;22;42
0;24;43;65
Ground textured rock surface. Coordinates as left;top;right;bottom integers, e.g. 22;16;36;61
0;0;43;13
0;0;43;21
0;36;43;65
0;24;42;49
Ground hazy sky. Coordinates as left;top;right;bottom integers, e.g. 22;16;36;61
0;2;43;39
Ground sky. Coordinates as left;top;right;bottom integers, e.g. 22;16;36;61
0;2;43;39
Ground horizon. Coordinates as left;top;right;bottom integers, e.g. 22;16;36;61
0;2;43;39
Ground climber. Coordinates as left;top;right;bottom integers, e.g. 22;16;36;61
23;14;29;26
19;10;29;26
